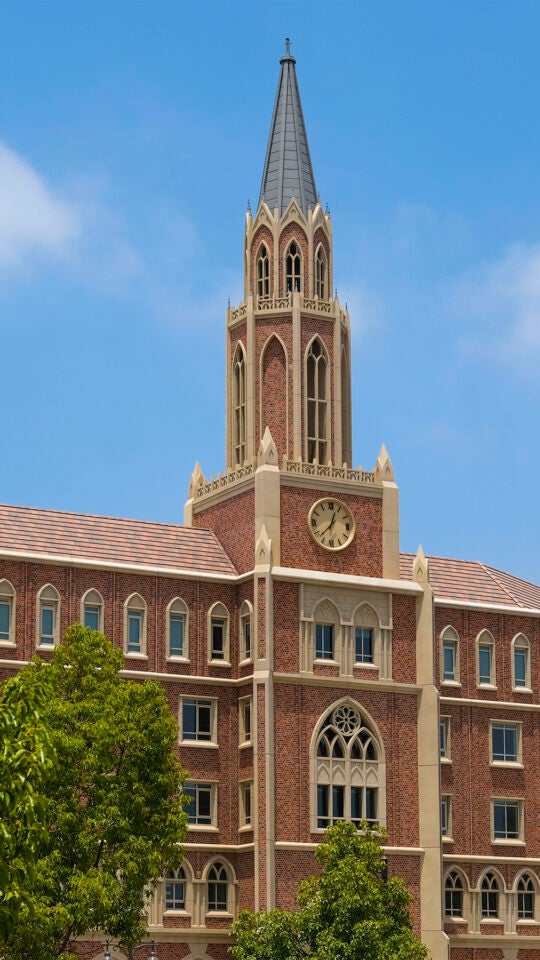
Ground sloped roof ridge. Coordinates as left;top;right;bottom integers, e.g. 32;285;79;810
479;561;526;606
0;502;205;535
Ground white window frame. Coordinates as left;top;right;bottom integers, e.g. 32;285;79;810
208;602;230;665
167;597;189;661
491;798;524;844
184;781;217;830
239;600;253;663
204;858;236;917
352;603;381;673
440;716;451;762
515;871;539;924
36;584;60;648
123;593;147;658
179;696;218;747
444;869;468;922
239;780;253;830
0;579;16;647
512;633;531;692
239;695;252;747
441;794;452;840
163;864;191;914
312;599;339;666
440;626;460;685
80;588;104;632
476;630;496;688
490;720;522;767
480;870;503;921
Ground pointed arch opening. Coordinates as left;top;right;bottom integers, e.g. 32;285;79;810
256;243;270;299
261;334;288;459
81;588;104;632
0;579;16;646
306;337;329;464
37;584;60;648
341;345;352;466
315;243;327;300
285;240;301;293
311;699;386;832
444;868;468;922
233;342;246;467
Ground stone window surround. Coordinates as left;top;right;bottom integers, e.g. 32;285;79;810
36;583;61;648
166;596;189;662
0;578;16;646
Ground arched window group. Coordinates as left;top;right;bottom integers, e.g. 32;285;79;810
312;700;385;832
444;867;539;930
158;858;236;925
254;238;329;300
440;625;531;692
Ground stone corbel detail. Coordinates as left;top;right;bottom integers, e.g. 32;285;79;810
184;462;206;526
255;523;273;569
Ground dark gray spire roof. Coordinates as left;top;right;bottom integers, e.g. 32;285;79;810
258;40;318;217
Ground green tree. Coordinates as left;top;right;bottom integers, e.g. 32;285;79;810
3;625;188;960
231;821;429;960
0;669;54;940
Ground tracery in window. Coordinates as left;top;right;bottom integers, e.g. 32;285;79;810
481;872;501;919
517;873;536;920
233;343;246;467
165;867;186;911
306;337;328;463
207;861;231;913
313;701;384;831
257;243;270;298
445;870;465;918
285;240;301;293
315;244;326;299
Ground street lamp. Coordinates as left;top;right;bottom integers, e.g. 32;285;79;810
103;940;159;960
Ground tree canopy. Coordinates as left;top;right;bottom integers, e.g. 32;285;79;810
1;625;188;960
230;821;428;960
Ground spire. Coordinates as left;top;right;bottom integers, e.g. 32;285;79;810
258;39;318;217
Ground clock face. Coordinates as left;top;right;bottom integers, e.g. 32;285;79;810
308;498;355;551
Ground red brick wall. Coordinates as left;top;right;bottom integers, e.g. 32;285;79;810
261;335;288;459
193;488;255;575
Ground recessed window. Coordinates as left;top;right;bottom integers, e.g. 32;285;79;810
517;875;535;920
207;861;230;913
441;627;460;683
167;598;188;659
240;601;253;661
315;244;327;299
233;343;246;467
165;867;186;911
285;240;301;293
441;795;452;837
481;872;500;919
208;603;230;664
181;697;216;744
124;593;146;656
81;589;103;632
493;799;522;841
257;243;270;299
314;701;383;831
445;871;464;918
185;782;214;826
0;579;15;645
37;584;60;648
355;627;373;664
491;722;520;764
477;631;496;686
315;623;334;660
240;781;253;828
239;697;252;745
512;634;530;690
306;337;328;464
440;716;451;760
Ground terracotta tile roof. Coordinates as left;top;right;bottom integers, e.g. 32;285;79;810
400;553;540;610
0;504;237;577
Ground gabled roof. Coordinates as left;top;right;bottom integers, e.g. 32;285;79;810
258;40;318;216
0;504;237;577
400;553;540;610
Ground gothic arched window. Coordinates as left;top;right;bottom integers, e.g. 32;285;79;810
233;343;246;466
257;244;270;298
165;867;186;911
481;872;500;919
313;702;384;831
285;241;301;293
445;870;464;918
517;874;536;920
207;861;231;912
315;244;326;299
306;338;328;463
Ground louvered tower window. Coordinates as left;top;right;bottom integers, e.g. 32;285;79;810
285;241;301;293
233;344;246;466
315;245;326;299
257;244;270;298
306;338;327;463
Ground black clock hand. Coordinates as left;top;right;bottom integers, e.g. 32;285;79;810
320;512;337;535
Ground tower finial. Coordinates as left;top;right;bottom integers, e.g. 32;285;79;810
285;37;291;56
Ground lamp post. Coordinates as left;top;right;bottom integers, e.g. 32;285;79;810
102;939;159;960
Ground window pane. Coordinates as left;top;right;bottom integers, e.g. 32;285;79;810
243;618;251;659
243;701;251;741
315;623;333;660
40;605;54;644
0;601;10;641
492;723;517;762
127;611;141;652
212;619;225;659
514;649;527;687
440;719;447;757
332;784;344;820
198;701;212;738
84;605;100;631
355;627;373;663
365;787;377;822
185;785;197;822
443;641;455;681
317;784;329;828
479;645;492;684
182;700;197;739
351;786;362;823
169;614;184;657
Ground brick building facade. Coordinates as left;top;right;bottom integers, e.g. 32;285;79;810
1;43;540;960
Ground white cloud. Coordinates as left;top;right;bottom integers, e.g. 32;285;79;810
0;143;80;268
451;243;540;362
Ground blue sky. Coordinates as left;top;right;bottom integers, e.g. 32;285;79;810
1;1;539;584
